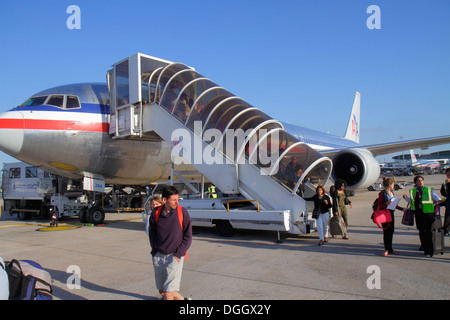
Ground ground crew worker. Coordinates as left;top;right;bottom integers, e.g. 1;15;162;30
440;167;450;235
207;184;217;198
403;175;441;257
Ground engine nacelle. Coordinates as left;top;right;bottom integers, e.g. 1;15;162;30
331;148;380;189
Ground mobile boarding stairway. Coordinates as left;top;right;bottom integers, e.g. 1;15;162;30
108;53;332;235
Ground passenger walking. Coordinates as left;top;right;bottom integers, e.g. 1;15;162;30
440;168;450;235
377;177;406;256
285;156;303;189
150;195;163;209
148;186;192;300
304;185;332;246
403;175;441;257
330;179;352;239
145;195;163;235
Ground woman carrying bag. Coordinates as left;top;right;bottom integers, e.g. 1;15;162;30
377;177;406;256
330;179;352;239
304;185;333;246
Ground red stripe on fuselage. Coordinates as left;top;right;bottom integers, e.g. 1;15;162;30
0;118;109;132
0;119;23;128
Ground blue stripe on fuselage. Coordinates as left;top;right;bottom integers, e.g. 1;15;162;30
10;103;357;151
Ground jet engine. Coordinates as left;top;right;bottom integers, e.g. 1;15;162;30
331;148;380;189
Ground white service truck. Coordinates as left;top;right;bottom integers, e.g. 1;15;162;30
1;162;105;224
2;162;53;220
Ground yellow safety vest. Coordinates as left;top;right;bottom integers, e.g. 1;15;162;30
208;186;217;198
410;186;434;213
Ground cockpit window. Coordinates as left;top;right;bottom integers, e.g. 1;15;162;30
47;95;65;108
20;96;48;107
66;96;81;109
19;94;81;109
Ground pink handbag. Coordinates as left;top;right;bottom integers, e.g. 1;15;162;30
372;209;392;229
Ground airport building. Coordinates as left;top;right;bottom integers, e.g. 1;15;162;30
392;150;450;162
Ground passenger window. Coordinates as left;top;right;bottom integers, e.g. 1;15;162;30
66;96;81;109
9;168;21;179
25;167;37;178
47;95;65;108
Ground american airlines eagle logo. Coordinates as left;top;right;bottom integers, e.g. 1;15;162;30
351;114;359;136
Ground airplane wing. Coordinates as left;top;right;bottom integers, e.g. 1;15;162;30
321;135;450;158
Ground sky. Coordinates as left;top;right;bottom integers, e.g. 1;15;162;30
0;0;449;166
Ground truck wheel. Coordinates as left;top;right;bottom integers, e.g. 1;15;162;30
89;206;105;224
18;211;29;220
215;220;234;237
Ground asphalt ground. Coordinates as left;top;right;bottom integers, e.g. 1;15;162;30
0;174;449;302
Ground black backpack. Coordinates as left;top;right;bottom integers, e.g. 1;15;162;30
5;259;53;300
370;197;380;220
372;198;379;212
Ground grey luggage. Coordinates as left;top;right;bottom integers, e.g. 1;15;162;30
329;215;346;236
432;214;445;256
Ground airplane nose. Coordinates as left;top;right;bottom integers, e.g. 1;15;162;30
0;110;25;156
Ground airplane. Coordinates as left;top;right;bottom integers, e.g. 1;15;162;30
410;149;448;166
409;149;445;174
0;57;449;192
0;83;174;186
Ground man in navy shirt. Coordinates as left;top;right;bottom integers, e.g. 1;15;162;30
149;186;192;300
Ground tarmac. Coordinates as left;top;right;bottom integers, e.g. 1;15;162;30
0;174;449;301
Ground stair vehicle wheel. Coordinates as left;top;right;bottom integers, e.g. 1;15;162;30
216;220;234;237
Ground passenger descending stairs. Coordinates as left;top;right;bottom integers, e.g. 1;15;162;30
111;54;332;234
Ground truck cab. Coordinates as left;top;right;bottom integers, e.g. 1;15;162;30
2;162;53;220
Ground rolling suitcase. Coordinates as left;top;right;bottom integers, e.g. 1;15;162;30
432;213;445;256
329;215;347;236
